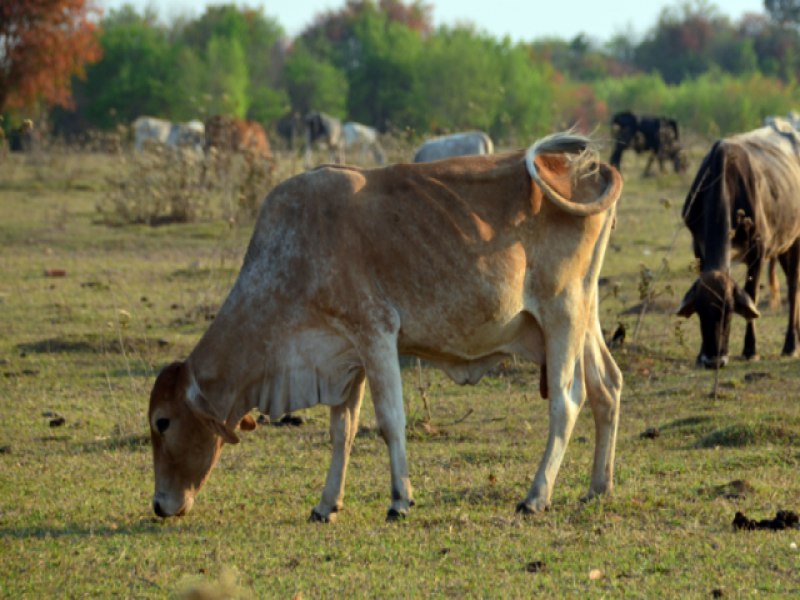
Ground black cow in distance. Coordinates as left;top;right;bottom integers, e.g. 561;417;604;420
609;111;686;176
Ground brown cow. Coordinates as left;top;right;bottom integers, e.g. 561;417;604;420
148;132;624;522
204;115;272;162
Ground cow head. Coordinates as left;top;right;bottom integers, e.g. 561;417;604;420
677;271;759;369
148;361;256;518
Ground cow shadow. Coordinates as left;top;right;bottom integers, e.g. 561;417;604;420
0;520;165;541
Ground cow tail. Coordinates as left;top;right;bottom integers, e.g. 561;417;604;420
525;132;622;217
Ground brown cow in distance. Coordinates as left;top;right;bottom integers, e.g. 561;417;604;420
204;115;272;162
148;132;623;522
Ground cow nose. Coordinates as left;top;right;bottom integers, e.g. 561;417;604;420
153;500;167;518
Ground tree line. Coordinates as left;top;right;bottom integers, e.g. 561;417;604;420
5;0;800;142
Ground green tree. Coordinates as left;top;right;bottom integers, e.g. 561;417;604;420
345;8;423;130
179;4;286;124
203;35;249;118
77;6;174;127
765;0;800;24
416;27;504;132
283;43;348;117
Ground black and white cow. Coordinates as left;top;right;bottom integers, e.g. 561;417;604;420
609;111;685;176
678;122;800;368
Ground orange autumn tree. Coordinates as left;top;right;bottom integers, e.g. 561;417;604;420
0;0;102;114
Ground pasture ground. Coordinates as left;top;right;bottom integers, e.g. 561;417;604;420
0;143;799;598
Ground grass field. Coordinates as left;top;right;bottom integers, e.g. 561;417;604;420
0;142;798;598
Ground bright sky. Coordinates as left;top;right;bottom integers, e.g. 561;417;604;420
99;0;766;43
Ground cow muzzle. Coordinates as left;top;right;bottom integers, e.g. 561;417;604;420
152;492;194;518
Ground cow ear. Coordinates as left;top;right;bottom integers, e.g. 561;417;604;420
186;386;241;444
733;285;760;320
203;419;241;445
239;414;257;431
677;281;698;317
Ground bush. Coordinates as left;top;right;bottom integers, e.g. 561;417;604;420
97;143;276;226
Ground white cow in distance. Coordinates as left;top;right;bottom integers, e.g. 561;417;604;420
342;122;386;164
413;130;494;163
133;116;205;153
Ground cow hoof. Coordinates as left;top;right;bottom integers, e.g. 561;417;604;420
386;508;408;522
309;508;336;523
516;500;549;515
580;490;606;503
743;353;760;362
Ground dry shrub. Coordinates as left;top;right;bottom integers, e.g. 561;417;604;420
98;143;276;226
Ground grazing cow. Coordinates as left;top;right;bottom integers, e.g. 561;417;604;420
342;121;386;164
303;111;343;166
678;122;800;368
166;120;205;153
132;116;204;153
413;131;494;163
204;115;272;162
275;111;304;150
148;132;623;522
764;111;800;130
609;111;686;176
132;116;172;151
9;118;38;152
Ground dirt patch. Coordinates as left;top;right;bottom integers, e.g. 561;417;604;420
699;479;755;499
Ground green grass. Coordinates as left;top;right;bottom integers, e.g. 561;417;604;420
1;146;799;598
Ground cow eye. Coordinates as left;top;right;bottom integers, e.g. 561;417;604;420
156;418;170;434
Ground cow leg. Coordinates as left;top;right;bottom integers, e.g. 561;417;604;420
310;371;366;523
363;335;414;520
582;324;622;501
642;153;655;177
518;317;586;514
778;241;800;356
742;253;764;360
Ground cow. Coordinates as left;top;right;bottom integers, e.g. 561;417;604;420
413;131;494;163
8;118;38;152
275;111;304;151
148;131;624;522
764;111;800;130
204;115;272;162
678;122;800;368
132;116;205;154
132;116;172;151
342;121;386;165
609;111;686;176
303;111;344;167
166;120;205;153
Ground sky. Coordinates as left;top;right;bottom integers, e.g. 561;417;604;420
99;0;767;43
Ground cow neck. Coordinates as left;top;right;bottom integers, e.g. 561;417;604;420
701;198;732;272
700;148;732;273
187;305;264;423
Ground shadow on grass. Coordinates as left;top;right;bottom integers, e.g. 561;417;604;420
18;335;168;356
694;423;799;448
0;520;167;541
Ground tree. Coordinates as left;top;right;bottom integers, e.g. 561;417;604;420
283;42;348;117
0;0;102;113
76;6;175;127
765;0;800;25
178;5;286;124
